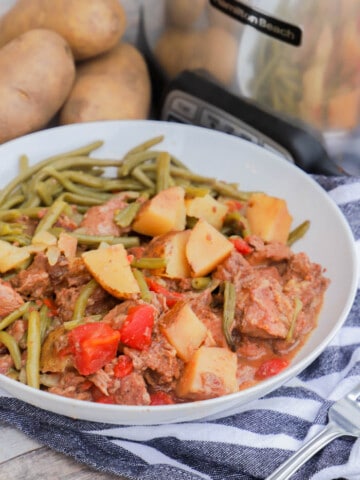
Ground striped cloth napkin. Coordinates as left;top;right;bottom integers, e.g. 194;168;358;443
0;174;359;480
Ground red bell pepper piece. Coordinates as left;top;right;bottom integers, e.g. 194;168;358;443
150;391;175;405
120;304;155;350
68;322;121;376
230;237;253;255
114;354;133;378
255;357;289;380
146;278;184;307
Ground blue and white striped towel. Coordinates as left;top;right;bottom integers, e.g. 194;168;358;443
0;175;359;480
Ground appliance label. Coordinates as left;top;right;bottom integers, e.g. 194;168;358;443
210;0;302;46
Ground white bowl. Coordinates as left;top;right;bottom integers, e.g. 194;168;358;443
0;120;357;425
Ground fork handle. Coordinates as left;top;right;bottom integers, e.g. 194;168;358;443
266;422;344;480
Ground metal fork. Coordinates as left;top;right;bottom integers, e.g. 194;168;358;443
266;382;360;480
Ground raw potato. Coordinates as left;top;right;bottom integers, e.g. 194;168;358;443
59;43;151;124
82;243;140;299
160;302;208;361
186;219;234;277
0;28;75;144
145;230;191;278
132;186;186;237
155;26;238;85
0;0;127;60
185;194;228;230
176;346;238;400
246;193;293;244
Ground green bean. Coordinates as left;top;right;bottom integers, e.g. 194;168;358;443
26;310;41;389
60;192;106;206
131;166;155;189
0;221;23;236
0;155;120;207
19;154;29;173
191;277;211;290
0;207;44;221
0;234;31;246
287;220;310;246
35;181;53;206
69;232;140;248
114;201;142;228
0;302;31;331
184;186;210;197
64;170;108;188
43;167;111;200
222;281;236;351
119;150;161;177
286;297;303;342
125;135;164;156
39;304;52;344
1;194;26;209
0;331;22;370
132;268;152;302
34;198;67;235
74;279;98;322
131;257;167;269
156;151;171;193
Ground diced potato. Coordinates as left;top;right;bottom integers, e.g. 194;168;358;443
32;230;57;247
186;219;233;277
185;194;228;230
246;193;293;244
0;239;31;273
82;243;140;299
160;302;208;361
132;186;186;237
145;230;191;278
176;346;238;400
57;232;78;260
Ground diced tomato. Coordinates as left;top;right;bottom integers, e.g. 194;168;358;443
255;357;289;380
68;322;121;375
42;297;59;316
114;354;133;378
150;391;175;405
230;237;253;255
226;199;243;212
146;278;184;307
120;305;155;350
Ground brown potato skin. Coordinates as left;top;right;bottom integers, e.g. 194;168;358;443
0;0;127;60
0;28;75;144
59;43;151;124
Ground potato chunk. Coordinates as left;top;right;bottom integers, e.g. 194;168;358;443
246;193;293;244
0;240;31;273
132;186;186;237
82;243;140;299
176;346;238;400
145;230;191;278
186;219;233;277
185;194;228;230
160;302;208;361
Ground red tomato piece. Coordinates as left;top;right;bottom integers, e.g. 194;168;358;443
42;297;59;316
150;391;175;405
146;278;184;307
114;355;133;378
68;322;121;376
255;358;289;380
231;237;253;255
120;305;155;350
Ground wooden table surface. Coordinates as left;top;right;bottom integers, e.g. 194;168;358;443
0;422;128;480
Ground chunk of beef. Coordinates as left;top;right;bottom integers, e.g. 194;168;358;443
113;372;150;405
0;280;24;317
48;371;92;401
246;235;291;265
235;267;293;339
10;253;51;298
79;193;129;236
213;249;250;283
